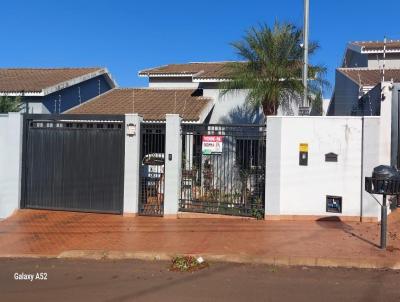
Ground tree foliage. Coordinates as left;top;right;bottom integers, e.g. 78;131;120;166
0;96;23;113
310;92;323;116
220;21;328;115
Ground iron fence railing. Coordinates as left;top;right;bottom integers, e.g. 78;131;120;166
179;124;266;218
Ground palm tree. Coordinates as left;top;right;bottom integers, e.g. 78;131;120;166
220;21;327;115
0;96;23;113
310;92;323;116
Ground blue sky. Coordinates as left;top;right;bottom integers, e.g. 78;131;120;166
1;0;399;96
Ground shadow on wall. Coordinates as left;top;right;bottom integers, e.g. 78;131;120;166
219;104;265;125
277;92;301;116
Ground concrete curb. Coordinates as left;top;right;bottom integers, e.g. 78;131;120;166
56;250;400;270
1;251;399;270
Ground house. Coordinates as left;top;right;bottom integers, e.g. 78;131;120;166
328;40;400;115
0;67;116;113
68;61;301;123
0;62;392;221
138;61;265;124
67;62;264;124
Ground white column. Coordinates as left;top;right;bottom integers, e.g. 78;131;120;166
379;82;393;165
0;113;23;219
123;114;143;215
164;114;182;217
265;116;282;218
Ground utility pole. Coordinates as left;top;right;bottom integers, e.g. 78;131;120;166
302;0;309;109
382;36;387;82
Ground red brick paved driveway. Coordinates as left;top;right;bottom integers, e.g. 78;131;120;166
0;209;399;266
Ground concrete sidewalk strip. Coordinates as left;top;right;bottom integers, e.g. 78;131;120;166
0;209;399;270
48;250;400;270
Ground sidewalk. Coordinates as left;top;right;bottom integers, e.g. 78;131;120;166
0;209;399;269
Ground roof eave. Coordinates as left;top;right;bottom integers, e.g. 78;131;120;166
138;73;197;78
0;91;44;96
349;42;400;54
361;49;400;54
193;77;230;83
42;68;115;96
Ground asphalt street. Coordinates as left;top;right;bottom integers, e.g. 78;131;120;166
0;258;399;302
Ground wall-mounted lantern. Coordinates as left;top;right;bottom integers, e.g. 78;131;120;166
126;123;136;136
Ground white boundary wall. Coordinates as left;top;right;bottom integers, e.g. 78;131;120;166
0;111;391;221
123;114;143;215
265;116;384;221
0;113;23;219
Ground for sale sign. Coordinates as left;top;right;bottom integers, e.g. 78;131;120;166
202;135;223;155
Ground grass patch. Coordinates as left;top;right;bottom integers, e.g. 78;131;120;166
169;256;209;272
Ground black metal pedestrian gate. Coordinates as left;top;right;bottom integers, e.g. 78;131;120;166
21;114;125;214
139;123;166;216
179;124;266;218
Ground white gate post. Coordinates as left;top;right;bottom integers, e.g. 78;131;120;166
164;114;182;217
123;114;143;215
0;113;23;219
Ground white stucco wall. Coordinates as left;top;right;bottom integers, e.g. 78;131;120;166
367;54;400;69
148;77;199;89
379;82;394;165
265;116;382;220
361;117;382;219
145;77;298;124
390;84;400;166
322;99;330;116
27;102;50;114
0;113;23;219
203;89;264;124
203;88;299;123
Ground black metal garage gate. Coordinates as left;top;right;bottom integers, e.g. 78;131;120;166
21;114;125;214
179;124;266;218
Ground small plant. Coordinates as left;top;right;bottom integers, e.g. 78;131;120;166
252;208;265;220
268;265;278;273
170;255;209;272
251;197;265;220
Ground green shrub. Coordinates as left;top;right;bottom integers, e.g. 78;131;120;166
170;256;209;272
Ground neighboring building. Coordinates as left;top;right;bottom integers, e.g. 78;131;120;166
322;99;330;116
328;40;400;115
0;68;116;113
328;40;400;168
343;40;400;69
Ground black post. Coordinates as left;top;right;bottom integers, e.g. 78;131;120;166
380;194;387;249
22;90;28;114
